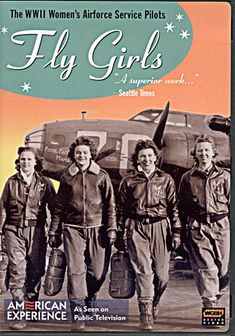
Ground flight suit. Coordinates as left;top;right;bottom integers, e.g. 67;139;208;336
0;171;55;300
117;167;181;306
179;165;230;304
49;161;116;304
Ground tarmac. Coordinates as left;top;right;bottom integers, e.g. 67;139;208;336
0;256;230;334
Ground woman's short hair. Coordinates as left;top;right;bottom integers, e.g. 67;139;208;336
191;134;218;162
15;146;43;171
68;136;97;162
131;139;161;168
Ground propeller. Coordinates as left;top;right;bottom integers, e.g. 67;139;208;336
96;148;117;162
153;101;170;149
208;115;230;136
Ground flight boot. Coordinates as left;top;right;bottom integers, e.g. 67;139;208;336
70;299;85;331
152;303;160;323
9;321;27;330
9;303;26;330
202;297;218;308
85;295;97;318
9;289;26;330
138;299;154;331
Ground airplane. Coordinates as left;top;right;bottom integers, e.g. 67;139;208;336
24;102;230;192
24;102;230;265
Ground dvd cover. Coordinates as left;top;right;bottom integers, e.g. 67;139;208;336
0;1;233;335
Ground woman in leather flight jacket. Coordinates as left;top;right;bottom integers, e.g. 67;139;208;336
179;134;230;309
0;146;55;330
48;136;117;331
117;139;181;331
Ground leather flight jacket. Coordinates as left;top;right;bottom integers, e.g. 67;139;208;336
179;164;230;224
0;171;55;231
49;161;116;234
117;167;181;233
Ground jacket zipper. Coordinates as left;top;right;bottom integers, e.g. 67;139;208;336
82;173;86;226
146;176;149;216
205;170;221;221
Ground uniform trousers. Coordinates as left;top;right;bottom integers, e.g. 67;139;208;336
126;218;171;305
4;226;47;300
63;226;111;301
187;217;230;299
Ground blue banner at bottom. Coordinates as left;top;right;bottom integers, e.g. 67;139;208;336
4;299;129;324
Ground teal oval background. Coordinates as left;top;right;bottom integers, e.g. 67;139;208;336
0;2;193;99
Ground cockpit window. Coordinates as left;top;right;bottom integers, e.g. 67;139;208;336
132;115;152;122
25;130;45;149
165;114;191;127
131;111;191;127
50;134;65;146
131;110;161;122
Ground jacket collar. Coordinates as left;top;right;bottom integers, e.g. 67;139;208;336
133;165;162;177
16;170;40;180
20;169;34;186
190;163;219;176
137;164;156;177
68;160;100;176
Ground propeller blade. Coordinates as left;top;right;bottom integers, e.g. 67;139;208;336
96;148;117;162
153;101;170;149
